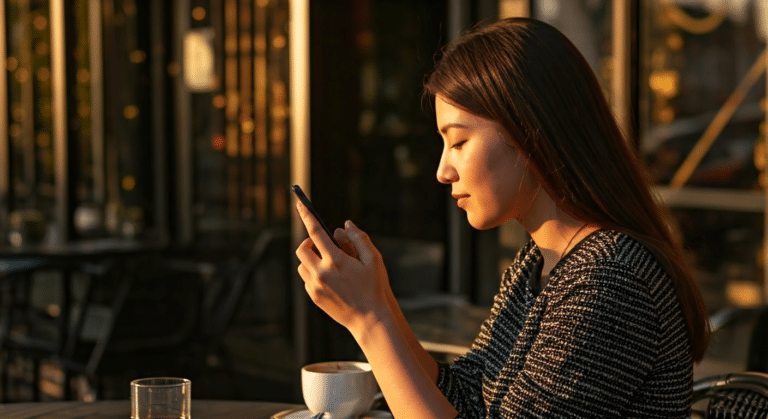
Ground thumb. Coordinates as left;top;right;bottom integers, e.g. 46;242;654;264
344;220;376;265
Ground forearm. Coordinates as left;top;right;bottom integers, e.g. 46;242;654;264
352;298;458;419
386;290;440;383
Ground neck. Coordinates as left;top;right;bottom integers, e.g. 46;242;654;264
518;190;597;277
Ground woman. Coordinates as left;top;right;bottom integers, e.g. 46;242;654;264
295;17;710;418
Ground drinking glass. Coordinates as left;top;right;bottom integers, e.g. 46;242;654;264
131;377;191;419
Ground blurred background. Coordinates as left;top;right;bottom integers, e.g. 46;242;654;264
0;0;766;406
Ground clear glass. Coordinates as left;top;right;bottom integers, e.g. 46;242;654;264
534;0;614;99
131;377;191;419
5;0;54;244
101;0;156;240
190;0;292;246
639;1;766;189
2;0;162;244
639;1;767;309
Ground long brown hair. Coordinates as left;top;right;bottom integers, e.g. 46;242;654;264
424;17;710;362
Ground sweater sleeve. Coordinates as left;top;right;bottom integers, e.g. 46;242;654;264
436;356;486;418
496;262;659;418
435;261;532;419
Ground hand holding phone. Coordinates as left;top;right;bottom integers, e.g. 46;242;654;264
292;185;340;247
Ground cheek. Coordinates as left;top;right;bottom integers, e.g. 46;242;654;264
464;155;514;214
491;153;538;214
513;165;538;197
489;149;527;195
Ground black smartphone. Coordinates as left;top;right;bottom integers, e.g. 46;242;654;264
291;185;340;247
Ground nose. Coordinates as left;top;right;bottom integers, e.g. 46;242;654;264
436;149;457;184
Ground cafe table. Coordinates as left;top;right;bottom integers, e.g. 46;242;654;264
0;399;303;418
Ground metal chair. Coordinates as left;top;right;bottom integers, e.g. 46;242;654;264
193;227;291;397
0;257;119;401
199;227;290;348
1;252;210;401
87;227;291;400
69;254;207;399
692;371;768;418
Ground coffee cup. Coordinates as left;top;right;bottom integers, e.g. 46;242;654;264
301;361;378;419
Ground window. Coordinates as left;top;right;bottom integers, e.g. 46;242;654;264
639;0;767;310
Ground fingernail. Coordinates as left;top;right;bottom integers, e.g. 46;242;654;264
345;220;355;228
296;202;302;212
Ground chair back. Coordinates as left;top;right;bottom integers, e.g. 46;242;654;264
201;227;290;348
692;372;768;419
0;257;117;401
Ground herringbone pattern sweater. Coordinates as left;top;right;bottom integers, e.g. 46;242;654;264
436;230;692;418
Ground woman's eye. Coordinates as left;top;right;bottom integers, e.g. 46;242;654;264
451;140;466;150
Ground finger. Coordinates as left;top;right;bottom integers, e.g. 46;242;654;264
334;228;360;260
296;201;338;258
295;237;322;268
297;262;312;283
298;264;321;302
344;220;376;265
299;263;328;304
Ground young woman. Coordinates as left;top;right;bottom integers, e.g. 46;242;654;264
295;17;710;418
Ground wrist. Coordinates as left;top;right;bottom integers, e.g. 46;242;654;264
350;304;394;348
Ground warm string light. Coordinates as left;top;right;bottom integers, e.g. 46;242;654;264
1;1;295;241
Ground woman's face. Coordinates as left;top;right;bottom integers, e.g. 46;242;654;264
435;95;539;230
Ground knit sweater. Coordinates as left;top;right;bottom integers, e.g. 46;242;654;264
436;230;693;418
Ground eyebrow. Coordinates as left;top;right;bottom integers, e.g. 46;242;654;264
438;123;471;135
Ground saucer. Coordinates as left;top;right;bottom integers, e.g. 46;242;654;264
271;408;393;419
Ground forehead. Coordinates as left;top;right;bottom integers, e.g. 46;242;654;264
435;96;499;136
435;96;519;151
435;95;495;132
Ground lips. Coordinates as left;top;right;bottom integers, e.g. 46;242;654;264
452;194;470;208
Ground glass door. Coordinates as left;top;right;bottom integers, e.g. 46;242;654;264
639;0;767;310
0;0;167;246
175;0;292;248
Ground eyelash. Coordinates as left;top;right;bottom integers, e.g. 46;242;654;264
451;140;467;150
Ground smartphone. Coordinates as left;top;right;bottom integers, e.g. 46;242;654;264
291;185;340;247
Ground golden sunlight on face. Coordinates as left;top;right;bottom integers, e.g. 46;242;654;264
435;96;539;229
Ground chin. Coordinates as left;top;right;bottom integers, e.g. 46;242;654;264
466;214;502;230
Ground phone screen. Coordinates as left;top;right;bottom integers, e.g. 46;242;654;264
291;185;340;247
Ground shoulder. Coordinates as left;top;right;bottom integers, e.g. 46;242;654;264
563;229;664;276
552;230;667;297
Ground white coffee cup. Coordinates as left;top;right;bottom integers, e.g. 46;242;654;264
301;361;378;419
